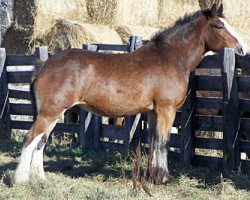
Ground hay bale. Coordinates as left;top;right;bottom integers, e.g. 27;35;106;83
87;0;158;26
157;0;200;28
115;25;158;43
13;0;36;29
34;0;88;38
2;25;32;54
44;20;123;53
4;0;89;53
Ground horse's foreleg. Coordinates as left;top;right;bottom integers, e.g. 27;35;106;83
12;115;58;185
151;106;176;185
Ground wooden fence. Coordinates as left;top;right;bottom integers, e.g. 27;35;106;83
0;36;250;174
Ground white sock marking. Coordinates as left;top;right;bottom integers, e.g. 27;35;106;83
12;134;44;184
30;144;46;179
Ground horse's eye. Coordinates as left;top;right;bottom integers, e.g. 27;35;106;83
216;26;224;29
211;24;224;29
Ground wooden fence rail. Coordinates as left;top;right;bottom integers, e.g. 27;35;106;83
0;36;250;175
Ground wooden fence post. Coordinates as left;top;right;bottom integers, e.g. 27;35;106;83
35;46;49;61
0;48;11;138
126;36;144;150
220;48;240;174
180;71;196;165
79;44;101;149
128;36;143;52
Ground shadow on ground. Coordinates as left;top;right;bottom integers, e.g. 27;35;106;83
1;137;250;191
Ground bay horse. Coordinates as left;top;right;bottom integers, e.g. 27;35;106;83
12;4;246;185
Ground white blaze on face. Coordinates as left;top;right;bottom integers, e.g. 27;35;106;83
219;18;247;55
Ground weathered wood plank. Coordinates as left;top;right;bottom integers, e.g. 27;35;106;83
239;99;250;111
192;155;223;171
174;111;181;127
10;103;33;116
235;54;250;70
196;75;222;91
35;46;49;62
169;151;181;161
196;97;222;109
9;89;31;100
100;141;127;153
220;48;240;173
238;76;250;92
131;36;143;51
0;48;6;74
92;115;102;149
101;124;128;141
0;48;11;138
79;109;87;147
197;54;220;69
141;129;181;148
194;137;223;150
11;120;80;132
6;54;38;66
194;115;223;131
94;44;129;52
241;159;250;175
181;72;195;165
240;118;250;132
7;71;33;83
0;69;8;116
241;140;250;152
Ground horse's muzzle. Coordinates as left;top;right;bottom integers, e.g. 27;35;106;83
235;44;247;56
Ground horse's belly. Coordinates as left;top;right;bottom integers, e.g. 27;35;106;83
78;100;153;117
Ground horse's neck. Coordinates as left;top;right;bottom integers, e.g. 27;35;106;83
168;18;207;73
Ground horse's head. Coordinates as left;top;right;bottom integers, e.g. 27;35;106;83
204;3;247;56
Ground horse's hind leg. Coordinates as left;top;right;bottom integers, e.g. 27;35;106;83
12;114;59;185
30;119;58;179
144;111;156;180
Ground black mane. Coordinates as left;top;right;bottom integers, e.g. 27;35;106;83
151;9;224;44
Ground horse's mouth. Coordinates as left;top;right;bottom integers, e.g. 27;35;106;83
235;45;247;56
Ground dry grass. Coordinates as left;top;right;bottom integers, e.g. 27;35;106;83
0;136;250;200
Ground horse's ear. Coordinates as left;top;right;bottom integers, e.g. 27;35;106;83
205;3;224;19
217;4;223;16
204;3;217;19
210;3;217;16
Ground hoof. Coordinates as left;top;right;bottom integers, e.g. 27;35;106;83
11;173;30;185
30;172;46;180
152;167;174;185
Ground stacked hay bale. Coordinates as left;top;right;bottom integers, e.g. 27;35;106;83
157;0;200;28
44;20;123;53
87;0;158;26
3;0;249;54
3;0;89;54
